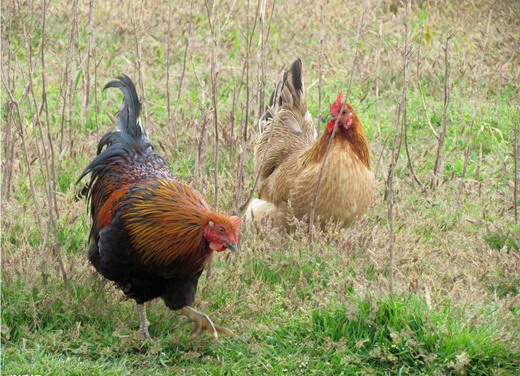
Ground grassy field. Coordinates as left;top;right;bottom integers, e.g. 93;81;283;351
2;0;519;375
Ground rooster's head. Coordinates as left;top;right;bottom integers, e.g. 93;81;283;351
326;92;358;134
204;214;241;252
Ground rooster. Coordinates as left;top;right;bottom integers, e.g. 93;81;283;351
79;75;241;340
246;59;375;228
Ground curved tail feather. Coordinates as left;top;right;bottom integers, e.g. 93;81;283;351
104;75;147;144
78;75;152;183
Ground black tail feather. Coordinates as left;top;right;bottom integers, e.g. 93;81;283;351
287;58;303;96
96;131;122;155
77;75;151;184
104;75;146;143
268;58;303;109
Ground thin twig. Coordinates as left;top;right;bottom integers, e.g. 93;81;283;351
514;113;519;223
402;0;423;189
458;109;476;196
131;1;147;123
204;0;221;207
317;2;325;133
384;99;405;201
83;0;96;127
3;87;41;234
236;0;263;213
2;4;16;201
374;21;382;140
41;0;69;290
416;79;440;141
385;87;405;298
255;0;266;118
387;140;396;297
308;0;369;241
166;3;174;125
433;33;455;180
458;11;492;198
59;0;78;151
39;0;60;222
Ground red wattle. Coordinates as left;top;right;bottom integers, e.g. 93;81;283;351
209;242;226;252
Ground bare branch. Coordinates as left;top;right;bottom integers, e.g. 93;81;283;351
416;79;440;141
59;0;78;151
236;0;264;213
374;21;382;140
458;11;492;197
385;83;404;298
176;13;191;106
317;1;325;134
204;0;221;207
402;0;423;189
131;1;147;123
433;33;455;180
514;112;519;223
165;3;178;147
83;0;96;127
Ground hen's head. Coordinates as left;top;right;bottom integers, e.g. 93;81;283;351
203;214;241;252
326;92;359;134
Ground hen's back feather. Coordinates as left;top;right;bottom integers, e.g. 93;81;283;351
255;59;316;185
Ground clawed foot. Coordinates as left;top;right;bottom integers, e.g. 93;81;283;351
137;324;151;340
136;303;151;340
179;306;233;340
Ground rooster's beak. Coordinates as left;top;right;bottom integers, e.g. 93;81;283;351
225;241;238;252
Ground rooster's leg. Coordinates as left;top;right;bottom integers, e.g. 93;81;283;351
178;306;233;340
136;303;151;339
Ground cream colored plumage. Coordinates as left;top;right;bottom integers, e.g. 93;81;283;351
246;59;375;229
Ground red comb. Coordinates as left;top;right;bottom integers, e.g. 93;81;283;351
330;92;344;115
230;215;241;229
336;92;344;104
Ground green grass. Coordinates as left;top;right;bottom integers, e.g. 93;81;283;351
3;273;518;375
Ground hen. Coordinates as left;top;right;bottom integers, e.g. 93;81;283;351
246;59;375;228
79;75;241;340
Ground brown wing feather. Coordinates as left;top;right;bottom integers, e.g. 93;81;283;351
121;179;214;276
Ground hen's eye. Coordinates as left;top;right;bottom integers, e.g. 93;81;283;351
218;227;225;233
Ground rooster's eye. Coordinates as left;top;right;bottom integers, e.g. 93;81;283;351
218;227;225;234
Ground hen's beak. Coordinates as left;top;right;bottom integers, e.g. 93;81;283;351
225;241;238;252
